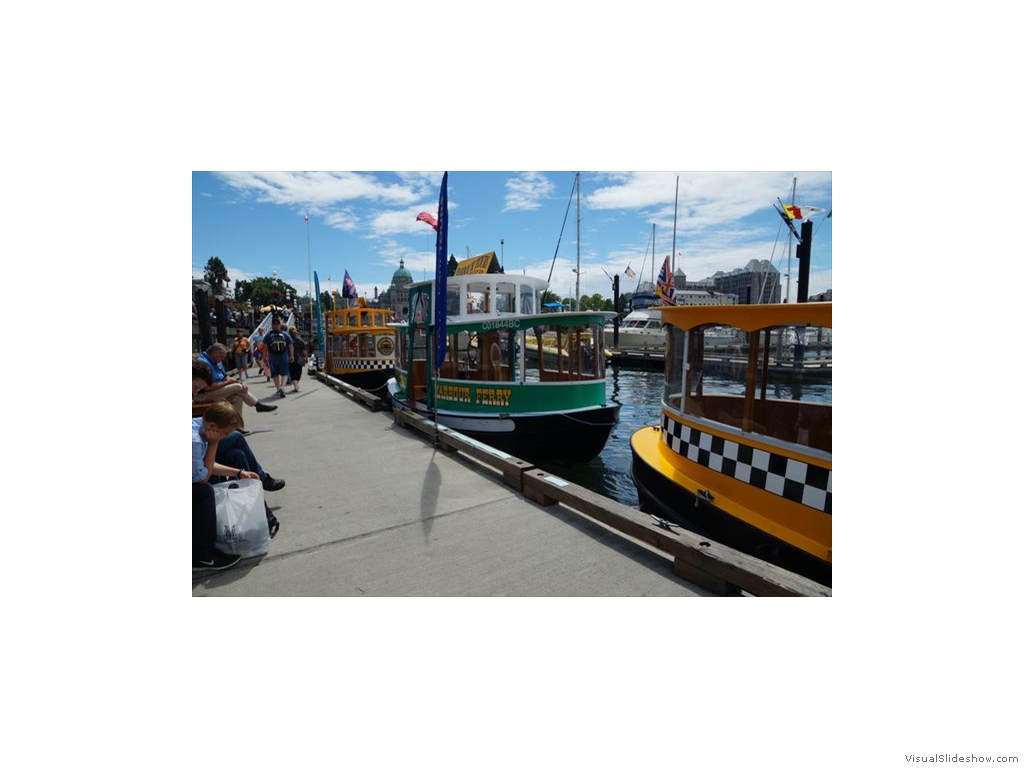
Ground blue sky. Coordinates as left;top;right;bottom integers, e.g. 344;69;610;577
192;171;831;307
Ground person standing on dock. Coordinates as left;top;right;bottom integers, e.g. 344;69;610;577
287;326;306;393
232;328;251;379
264;317;294;399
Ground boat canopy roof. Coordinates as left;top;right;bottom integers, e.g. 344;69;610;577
396;273;614;332
653;301;831;331
407;272;548;293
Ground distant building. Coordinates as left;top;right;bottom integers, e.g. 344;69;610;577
707;259;781;305
810;289;832;302
376;259;415;318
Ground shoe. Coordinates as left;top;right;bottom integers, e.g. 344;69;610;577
193;550;242;571
255;402;277;412
278;389;286;398
262;475;286;492
265;503;280;539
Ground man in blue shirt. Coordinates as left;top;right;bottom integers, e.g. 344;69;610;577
195;342;277;433
263;317;294;399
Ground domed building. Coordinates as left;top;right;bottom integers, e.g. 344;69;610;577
377;259;415;319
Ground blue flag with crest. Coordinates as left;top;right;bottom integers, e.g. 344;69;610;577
434;172;449;373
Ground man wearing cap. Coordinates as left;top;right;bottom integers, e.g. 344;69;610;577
194;343;277;434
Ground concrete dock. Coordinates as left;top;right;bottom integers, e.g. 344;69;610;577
193;369;828;597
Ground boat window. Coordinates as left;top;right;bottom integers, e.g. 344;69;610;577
446;285;461;317
521;322;604;382
466;287;487;314
395;327;408;366
495;282;516;314
670;322;831;451
519;286;534;315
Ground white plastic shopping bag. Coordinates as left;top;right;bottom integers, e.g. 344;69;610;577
212;478;270;558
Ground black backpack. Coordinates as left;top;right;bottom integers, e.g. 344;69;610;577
267;329;288;354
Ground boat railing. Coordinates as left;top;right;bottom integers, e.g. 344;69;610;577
681;393;831;452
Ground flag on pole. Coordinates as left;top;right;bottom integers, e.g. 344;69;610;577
774;202;802;243
434;173;449;373
655;256;676;306
783;204;803;220
342;270;357;299
624;265;637;280
314;271;325;354
417;211;439;231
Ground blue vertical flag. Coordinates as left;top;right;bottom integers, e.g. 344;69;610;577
314;271;325;353
433;172;449;373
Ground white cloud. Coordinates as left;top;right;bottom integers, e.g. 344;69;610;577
215;171;421;214
504;172;555;211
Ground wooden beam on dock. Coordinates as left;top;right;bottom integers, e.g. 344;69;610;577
392;408;535;491
316;372;383;411
521;468;830;597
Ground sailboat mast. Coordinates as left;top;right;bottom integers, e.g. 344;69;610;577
575;171;581;309
671;175;679;274
652;224;656;285
786;176;797;303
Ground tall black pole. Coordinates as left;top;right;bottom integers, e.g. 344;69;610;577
215;297;227;344
612;274;620;348
195;289;212;351
796;219;813;303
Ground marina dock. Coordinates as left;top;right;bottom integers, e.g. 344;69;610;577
192;370;829;596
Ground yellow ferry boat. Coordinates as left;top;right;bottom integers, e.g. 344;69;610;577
323;299;397;394
630;302;831;586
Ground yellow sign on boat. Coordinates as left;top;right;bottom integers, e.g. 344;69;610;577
454;252;498;275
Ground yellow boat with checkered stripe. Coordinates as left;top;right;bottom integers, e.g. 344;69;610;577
323;298;397;396
630;301;832;586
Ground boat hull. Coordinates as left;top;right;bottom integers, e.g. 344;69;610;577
327;367;393;394
389;381;618;462
630;426;831;587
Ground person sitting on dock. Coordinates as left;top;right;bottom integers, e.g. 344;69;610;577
192;362;287;485
194;343;277;433
192;399;284;541
192;402;255;571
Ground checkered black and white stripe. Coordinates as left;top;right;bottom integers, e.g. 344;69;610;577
661;414;831;514
335;359;394;370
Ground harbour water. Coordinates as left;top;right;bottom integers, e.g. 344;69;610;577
534;366;664;508
533;365;832;509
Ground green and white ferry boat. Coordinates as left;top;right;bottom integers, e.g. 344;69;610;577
387;256;619;463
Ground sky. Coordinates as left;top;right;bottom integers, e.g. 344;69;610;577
192;171;832;309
